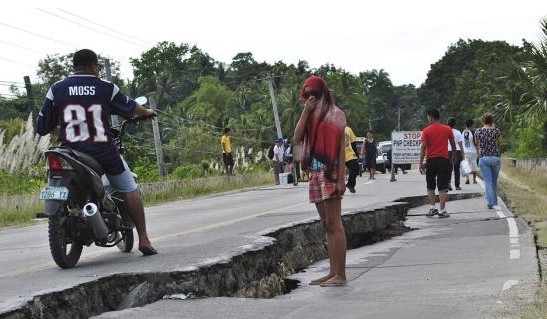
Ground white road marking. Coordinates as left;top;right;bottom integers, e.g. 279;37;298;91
495;205;520;260
501;279;519;292
479;179;520;260
498;279;520;303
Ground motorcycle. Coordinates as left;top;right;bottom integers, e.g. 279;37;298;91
38;97;152;269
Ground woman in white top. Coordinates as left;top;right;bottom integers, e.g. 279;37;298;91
462;119;478;184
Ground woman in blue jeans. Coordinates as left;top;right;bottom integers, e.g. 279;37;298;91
475;113;501;209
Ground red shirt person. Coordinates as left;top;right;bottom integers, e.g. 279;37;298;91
419;109;456;218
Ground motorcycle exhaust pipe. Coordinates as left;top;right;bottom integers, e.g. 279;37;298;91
82;203;109;239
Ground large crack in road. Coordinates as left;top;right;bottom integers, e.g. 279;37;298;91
0;193;481;319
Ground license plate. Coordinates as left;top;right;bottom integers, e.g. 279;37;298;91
39;187;69;200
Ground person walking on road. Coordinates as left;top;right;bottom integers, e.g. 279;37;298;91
272;137;285;185
344;126;360;193
294;75;347;287
360;130;378;180
475;113;502;209
419;109;457;218
462;119;478;184
446;117;465;190
221;128;234;176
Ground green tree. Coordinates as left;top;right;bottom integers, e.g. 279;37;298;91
418;39;522;122
359;69;396;140
182;76;236;128
497;17;547;156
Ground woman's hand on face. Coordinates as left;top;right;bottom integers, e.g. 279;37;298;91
305;96;317;111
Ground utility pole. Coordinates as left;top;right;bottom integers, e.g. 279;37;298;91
23;76;35;110
149;96;165;178
397;107;401;131
368;116;383;130
256;73;283;138
104;58;119;127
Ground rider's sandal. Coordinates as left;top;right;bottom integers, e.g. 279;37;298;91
139;246;158;256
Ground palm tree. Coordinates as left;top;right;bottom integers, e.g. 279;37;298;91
501;17;547;154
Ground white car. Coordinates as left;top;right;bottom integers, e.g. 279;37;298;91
379;140;411;172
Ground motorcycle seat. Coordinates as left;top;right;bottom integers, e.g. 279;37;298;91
50;147;105;176
71;149;105;176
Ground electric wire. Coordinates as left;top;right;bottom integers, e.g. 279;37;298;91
57;9;152;47
37;9;146;48
0;21;75;48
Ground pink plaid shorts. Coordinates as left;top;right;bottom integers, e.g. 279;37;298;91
308;168;341;203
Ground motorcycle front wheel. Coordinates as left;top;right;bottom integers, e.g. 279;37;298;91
48;208;83;269
116;228;134;253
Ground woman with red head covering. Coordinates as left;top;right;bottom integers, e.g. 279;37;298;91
294;75;347;287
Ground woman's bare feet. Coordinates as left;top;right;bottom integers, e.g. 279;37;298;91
320;276;347;287
309;273;335;285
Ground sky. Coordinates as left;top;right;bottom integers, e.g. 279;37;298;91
1;1;546;98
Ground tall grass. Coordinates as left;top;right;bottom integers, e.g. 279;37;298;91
0;113;50;175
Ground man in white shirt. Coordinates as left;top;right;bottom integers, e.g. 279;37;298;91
273;138;285;185
462;119;478;184
447;117;465;190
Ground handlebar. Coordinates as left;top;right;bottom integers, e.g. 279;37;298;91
125;113;156;124
113;113;156;153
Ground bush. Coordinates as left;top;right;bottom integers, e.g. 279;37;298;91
511;125;545;158
0;170;44;195
132;157;161;183
172;164;203;179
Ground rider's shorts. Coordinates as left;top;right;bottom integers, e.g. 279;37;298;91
105;159;138;193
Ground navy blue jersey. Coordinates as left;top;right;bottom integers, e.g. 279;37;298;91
36;73;137;174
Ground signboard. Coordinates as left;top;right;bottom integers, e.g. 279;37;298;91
391;131;422;164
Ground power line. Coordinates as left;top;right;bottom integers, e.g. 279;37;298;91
57;9;152;47
0;22;75;48
155;109;276;139
0;56;35;68
0;39;46;55
37;9;146;48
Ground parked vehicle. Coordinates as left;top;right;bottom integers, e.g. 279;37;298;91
378;141;392;169
379;140;411;172
38;99;153;269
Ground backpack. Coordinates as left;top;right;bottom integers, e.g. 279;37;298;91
267;145;275;160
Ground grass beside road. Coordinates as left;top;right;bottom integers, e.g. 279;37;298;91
0;172;273;229
498;159;547;319
0;195;43;229
498;160;547;247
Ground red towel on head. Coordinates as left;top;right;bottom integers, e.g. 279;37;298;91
299;76;346;181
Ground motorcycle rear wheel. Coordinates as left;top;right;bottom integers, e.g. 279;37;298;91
116;229;134;252
48;209;83;269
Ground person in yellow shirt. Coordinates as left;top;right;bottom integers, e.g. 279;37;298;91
221;128;234;175
344;126;360;193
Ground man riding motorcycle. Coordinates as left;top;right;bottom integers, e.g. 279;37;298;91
36;48;158;256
